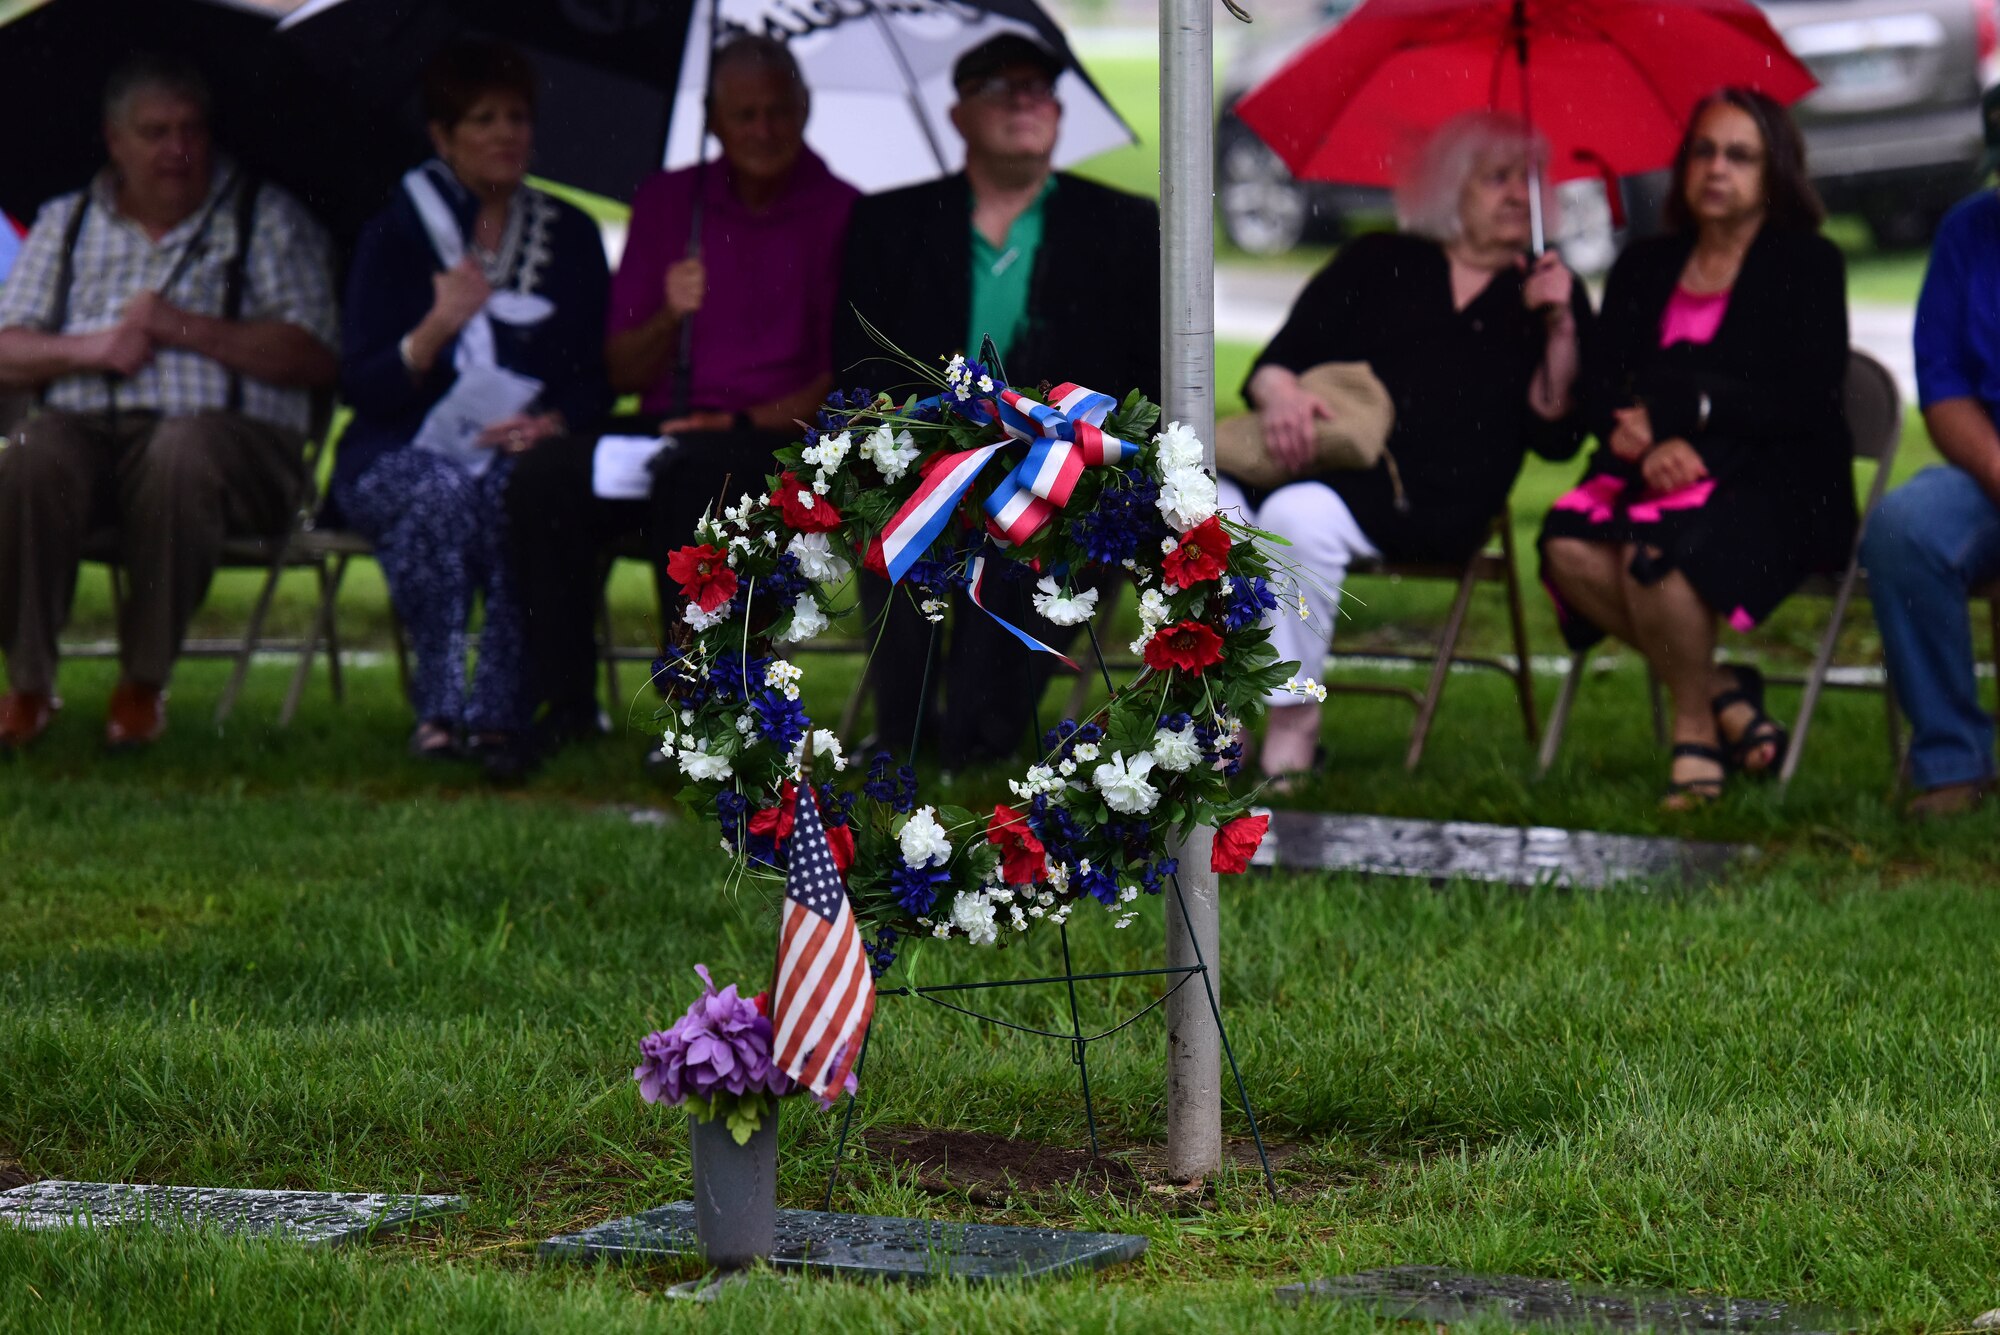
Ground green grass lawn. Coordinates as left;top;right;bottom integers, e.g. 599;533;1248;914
5;393;1999;1331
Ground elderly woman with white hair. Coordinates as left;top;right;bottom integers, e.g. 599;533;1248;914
1218;111;1590;785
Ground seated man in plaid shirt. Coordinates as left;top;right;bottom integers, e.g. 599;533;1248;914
0;55;338;750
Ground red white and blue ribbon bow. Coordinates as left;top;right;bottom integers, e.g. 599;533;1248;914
878;381;1137;586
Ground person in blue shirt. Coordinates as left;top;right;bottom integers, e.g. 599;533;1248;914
1859;87;2000;818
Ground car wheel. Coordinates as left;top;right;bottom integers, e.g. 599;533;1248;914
1218;117;1311;256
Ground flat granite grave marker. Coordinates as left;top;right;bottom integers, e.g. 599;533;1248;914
1278;1266;1857;1332
540;1203;1147;1282
0;1182;464;1247
1253;811;1751;889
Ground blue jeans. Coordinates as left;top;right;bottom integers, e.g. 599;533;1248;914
1860;466;2000;791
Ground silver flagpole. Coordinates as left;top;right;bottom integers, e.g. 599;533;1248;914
1160;0;1223;1183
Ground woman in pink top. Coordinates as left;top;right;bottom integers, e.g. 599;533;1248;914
1539;88;1854;807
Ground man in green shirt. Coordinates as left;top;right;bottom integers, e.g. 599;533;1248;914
835;33;1161;766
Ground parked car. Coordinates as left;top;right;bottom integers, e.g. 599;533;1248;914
1218;0;1996;256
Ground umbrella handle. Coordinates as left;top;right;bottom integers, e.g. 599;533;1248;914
1529;158;1546;257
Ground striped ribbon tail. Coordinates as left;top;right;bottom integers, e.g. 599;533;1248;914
878;442;1004;586
968;550;1077;669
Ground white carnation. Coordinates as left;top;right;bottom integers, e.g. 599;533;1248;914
860;425;921;483
899;805;953;868
684;601;727;632
1031;576;1100;627
1151;724;1202;772
774;593;829;644
791;728;846;772
676;746;733;782
1157;465;1218;532
1093;750;1159;815
949;890;999;946
1154;420;1205;473
787;532;851;582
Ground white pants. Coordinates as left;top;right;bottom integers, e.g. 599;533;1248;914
1217;476;1379;704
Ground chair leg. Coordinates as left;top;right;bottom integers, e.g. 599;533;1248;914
1405;559;1480;771
214;548;293;727
1536;652;1586;778
323;554;349;705
1780;564;1860;796
279;561;333;728
1498;518;1539;742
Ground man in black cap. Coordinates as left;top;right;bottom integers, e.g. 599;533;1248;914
833;31;1159;768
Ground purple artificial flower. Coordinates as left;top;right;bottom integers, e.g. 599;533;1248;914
635;965;795;1107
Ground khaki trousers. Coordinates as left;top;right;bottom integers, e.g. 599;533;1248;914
0;408;303;692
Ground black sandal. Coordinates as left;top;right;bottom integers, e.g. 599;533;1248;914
1662;741;1728;809
1710;665;1788;776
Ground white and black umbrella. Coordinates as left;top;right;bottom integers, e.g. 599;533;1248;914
667;0;1133;193
279;0;1133;202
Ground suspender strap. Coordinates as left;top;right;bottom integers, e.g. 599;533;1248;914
221;175;260;414
42;195;92;407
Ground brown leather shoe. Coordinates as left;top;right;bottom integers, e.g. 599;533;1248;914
1905;778;1994;822
104;680;166;750
0;689;56;750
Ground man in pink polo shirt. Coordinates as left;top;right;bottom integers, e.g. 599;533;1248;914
505;34;858;754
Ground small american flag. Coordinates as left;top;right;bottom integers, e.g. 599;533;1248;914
771;784;874;1101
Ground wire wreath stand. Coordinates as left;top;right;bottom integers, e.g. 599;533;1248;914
819;606;1279;1207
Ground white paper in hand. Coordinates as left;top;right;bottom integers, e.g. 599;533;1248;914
593;434;674;500
410;364;543;478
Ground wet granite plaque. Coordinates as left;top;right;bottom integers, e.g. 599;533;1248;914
0;1181;464;1246
1277;1266;1856;1332
1254;811;1750;889
540;1203;1147;1281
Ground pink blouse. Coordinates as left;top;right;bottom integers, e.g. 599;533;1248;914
1659;284;1731;348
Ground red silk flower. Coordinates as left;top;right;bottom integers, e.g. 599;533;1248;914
748;781;854;873
1162;515;1231;589
1210;813;1269;875
987;803;1047;885
773;471;843;533
666;543;738;613
1143;619;1225;675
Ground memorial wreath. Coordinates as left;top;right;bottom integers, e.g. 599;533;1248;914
653;354;1310;977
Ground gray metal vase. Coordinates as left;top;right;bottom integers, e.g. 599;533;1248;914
687;1102;778;1268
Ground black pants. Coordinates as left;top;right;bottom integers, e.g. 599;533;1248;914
503;420;790;723
861;568;1076;769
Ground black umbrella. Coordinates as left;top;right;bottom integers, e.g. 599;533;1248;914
0;0;410;246
279;0;696;206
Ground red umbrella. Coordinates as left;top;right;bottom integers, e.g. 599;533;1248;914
1235;0;1816;244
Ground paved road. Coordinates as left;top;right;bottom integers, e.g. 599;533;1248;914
1218;261;1918;403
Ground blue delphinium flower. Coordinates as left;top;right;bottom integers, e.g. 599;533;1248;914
1076;861;1119;906
715;789;749;851
866;925;899;978
1221;575;1278;632
1068;471;1164;565
1140;856;1179;894
889;863;951;916
863;753;919;813
751;691;809;752
708;651;771;699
